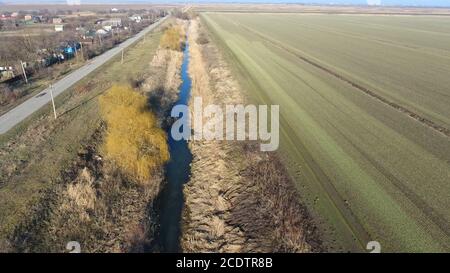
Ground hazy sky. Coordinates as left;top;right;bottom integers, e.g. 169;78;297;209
1;0;450;7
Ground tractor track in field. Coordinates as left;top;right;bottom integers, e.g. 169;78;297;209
282;57;450;242
274;54;450;238
327;119;450;241
238;23;450;139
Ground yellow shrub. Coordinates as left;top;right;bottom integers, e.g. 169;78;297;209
99;85;169;183
160;26;184;51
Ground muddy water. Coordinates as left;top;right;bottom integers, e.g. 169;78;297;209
158;39;193;253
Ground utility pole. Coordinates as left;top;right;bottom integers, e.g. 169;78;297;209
80;41;84;61
74;41;79;63
20;61;28;84
50;85;57;119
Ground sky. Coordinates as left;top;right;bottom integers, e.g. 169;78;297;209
1;0;450;7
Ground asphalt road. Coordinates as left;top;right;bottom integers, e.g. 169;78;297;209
0;16;168;135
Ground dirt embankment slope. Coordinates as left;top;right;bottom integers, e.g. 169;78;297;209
181;19;321;253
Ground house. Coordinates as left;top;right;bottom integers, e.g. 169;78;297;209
32;16;42;23
83;29;96;39
0;66;15;82
96;29;108;36
52;17;63;24
129;14;142;23
0;14;11;21
24;14;32;21
61;42;80;57
111;8;119;13
0;66;14;71
101;18;122;27
55;25;64;32
11;12;19;18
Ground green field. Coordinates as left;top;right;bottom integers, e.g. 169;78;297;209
201;12;450;252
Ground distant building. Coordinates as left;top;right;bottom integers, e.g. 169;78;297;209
0;66;14;71
32;16;42;23
111;8;119;13
11;12;19;18
101;18;122;27
129;14;142;23
52;17;63;24
83;29;96;39
24;14;32;21
0;14;11;21
55;25;64;32
96;29;108;36
0;66;15;82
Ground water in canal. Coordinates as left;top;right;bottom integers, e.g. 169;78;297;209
158;38;193;253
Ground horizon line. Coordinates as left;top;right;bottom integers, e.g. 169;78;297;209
1;2;450;8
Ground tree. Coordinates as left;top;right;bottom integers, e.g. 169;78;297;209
99;85;170;183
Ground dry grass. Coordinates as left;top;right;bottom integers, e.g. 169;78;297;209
9;130;165;253
160;25;185;52
66;168;96;211
234;148;321;252
142;22;186;126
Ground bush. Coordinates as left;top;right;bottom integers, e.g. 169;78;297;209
128;75;145;89
99;85;169;183
0;84;16;106
160;26;184;51
196;33;209;45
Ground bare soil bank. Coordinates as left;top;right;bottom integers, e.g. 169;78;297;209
181;19;322;253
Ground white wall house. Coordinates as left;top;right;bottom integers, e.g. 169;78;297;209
55;25;64;32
